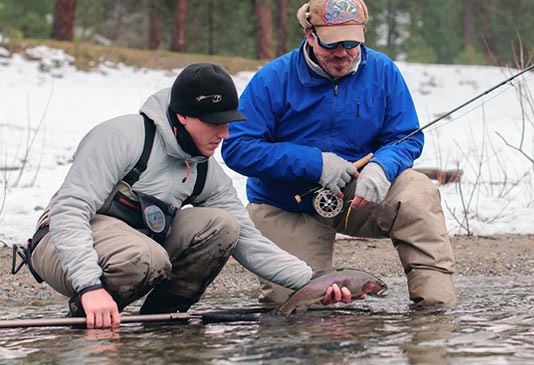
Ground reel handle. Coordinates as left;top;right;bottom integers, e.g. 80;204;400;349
293;152;373;203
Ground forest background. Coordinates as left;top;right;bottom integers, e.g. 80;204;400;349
0;0;533;67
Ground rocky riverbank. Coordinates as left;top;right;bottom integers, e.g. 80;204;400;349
1;234;532;308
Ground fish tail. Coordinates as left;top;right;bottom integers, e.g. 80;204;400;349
275;301;296;316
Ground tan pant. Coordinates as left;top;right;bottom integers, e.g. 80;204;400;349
249;169;458;306
32;207;239;311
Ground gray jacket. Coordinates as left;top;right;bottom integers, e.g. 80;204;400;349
47;88;313;293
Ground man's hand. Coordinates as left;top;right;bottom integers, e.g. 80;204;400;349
350;196;373;209
351;162;391;209
321;283;366;305
319;152;357;195
81;288;120;329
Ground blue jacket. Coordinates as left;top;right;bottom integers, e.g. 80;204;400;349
222;43;423;213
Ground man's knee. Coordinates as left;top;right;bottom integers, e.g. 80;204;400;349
169;207;239;254
391;170;443;214
101;237;171;299
204;209;240;250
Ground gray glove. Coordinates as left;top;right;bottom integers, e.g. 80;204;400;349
319;152;357;195
354;162;391;204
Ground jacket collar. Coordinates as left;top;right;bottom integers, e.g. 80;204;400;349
166;106;203;158
139;88;205;162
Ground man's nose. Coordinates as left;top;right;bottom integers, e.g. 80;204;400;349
219;124;229;139
332;44;348;55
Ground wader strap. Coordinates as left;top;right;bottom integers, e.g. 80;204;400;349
31;225;50;250
183;160;208;206
11;225;49;283
119;112;207;206
123;113;156;186
28;225;49;282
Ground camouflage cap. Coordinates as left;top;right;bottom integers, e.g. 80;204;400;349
297;0;368;43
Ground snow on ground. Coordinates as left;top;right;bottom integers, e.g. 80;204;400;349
1;46;533;243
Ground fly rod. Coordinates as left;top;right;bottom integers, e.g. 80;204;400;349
294;64;534;217
0;307;272;329
395;63;534;144
0;312;191;329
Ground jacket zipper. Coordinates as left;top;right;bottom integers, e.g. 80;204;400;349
328;81;339;150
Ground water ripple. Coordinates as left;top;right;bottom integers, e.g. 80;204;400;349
0;275;533;364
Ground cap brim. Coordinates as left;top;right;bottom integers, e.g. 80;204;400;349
315;24;365;44
199;109;247;125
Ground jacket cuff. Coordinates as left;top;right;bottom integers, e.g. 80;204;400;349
79;283;104;296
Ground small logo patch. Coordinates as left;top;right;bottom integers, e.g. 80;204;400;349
196;94;222;103
143;205;165;233
323;0;360;25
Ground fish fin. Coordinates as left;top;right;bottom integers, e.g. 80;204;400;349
295;306;309;315
311;268;339;279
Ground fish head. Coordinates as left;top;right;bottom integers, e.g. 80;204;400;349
362;279;388;297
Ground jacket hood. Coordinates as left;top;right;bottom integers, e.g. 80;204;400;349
139;88;193;160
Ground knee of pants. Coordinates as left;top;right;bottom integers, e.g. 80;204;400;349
102;240;172;296
384;170;450;242
167;207;240;257
193;208;240;250
391;170;444;217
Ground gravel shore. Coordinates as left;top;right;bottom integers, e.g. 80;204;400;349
1;234;533;308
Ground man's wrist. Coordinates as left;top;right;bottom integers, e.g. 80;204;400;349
79;283;104;296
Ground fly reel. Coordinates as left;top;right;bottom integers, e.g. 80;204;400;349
312;189;344;218
293;187;344;218
293;153;374;218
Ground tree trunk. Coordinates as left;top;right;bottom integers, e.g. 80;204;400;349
276;0;288;56
50;0;76;41
103;0;125;42
170;0;187;52
463;0;477;51
208;0;214;54
148;0;162;50
479;0;493;64
255;0;274;60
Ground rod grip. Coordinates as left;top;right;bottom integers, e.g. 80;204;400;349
294;153;373;203
353;152;373;170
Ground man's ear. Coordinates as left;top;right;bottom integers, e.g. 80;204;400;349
304;28;315;47
177;114;187;125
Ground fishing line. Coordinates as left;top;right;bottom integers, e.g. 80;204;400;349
396;64;534;145
422;71;534;135
423;85;518;135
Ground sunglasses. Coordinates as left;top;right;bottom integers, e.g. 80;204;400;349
312;31;361;50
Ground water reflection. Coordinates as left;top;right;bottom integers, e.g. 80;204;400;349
0;275;533;365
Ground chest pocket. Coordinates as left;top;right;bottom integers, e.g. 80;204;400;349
350;96;385;147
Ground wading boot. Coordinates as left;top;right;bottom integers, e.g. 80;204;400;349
139;288;195;314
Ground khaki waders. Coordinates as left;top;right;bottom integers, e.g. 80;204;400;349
32;207;239;314
248;169;458;306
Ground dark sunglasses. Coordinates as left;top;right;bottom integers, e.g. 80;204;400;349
312;31;361;50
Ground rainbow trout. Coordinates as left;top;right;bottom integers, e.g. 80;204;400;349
275;268;387;315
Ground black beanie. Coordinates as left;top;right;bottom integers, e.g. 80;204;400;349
169;63;247;125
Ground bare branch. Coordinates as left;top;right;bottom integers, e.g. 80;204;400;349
13;80;54;187
495;131;534;164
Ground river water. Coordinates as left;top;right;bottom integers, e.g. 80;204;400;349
0;275;532;365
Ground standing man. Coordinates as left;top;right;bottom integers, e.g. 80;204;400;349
29;63;349;329
222;0;458;307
